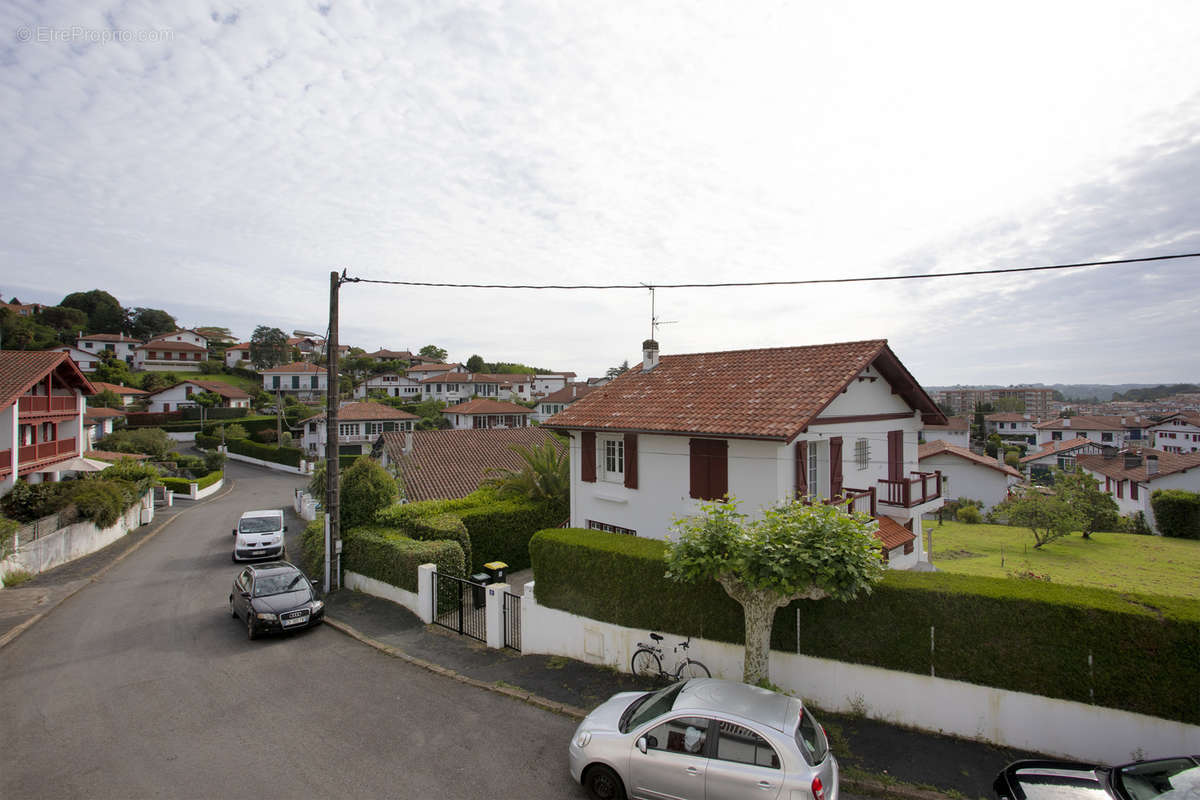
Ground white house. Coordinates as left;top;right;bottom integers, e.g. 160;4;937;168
1033;415;1152;449
985;413;1040;444
1077;448;1200;533
1150;412;1200;454
364;348;415;363
354;372;424;400
0;351;95;494
299;402;418;456
920;415;970;449
1019;437;1104;478
531;372;577;398
134;330;210;373
440;399;534;430
533;383;596;423
544;339;947;570
143;380;252;413
224;342;252;369
261;362;327;400
420;372;533;404
55;344;102;372
90;382;148;407
406;363;463;382
83;407;126;448
918;440;1022;510
76;333;142;365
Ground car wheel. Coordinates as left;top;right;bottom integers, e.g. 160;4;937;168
584;765;625;800
231;551;238;562
229;596;238;618
246;614;258;641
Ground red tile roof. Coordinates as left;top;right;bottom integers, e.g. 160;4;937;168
924;415;969;432
875;516;915;551
407;363;462;374
225;342;251;351
366;349;414;360
1019;437;1101;464
311;402;418;421
918;439;1022;478
0;350;96;407
78;333;142;343
537;383;597;405
418;372;525;386
161;380;251;400
136;341;206;353
260;362;324;374
84;407;127;422
442;399;533;415
544;340;944;442
91;381;148;395
1034;415;1140;432
1077;448;1200;483
378;427;566;502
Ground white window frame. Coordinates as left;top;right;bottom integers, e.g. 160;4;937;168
808;444;819;498
598;435;624;483
339;423;360;437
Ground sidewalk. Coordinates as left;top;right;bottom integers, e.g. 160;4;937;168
322;588;1036;800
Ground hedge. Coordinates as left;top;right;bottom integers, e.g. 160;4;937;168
204;416;288;438
1151;489;1200;539
180;406;248;420
529;528;1200;725
159;477;193;494
225;437;304;467
195;433;220;450
341;525;465;591
196;470;223;489
374;508;472;572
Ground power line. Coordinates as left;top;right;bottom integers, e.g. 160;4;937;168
341;251;1200;291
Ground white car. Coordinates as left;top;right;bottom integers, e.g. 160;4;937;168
232;509;287;562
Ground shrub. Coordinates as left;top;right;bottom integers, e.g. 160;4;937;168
375;507;472;570
1151;490;1200;539
96;427;173;459
340;458;397;529
0;516;18;560
225;438;303;467
2;568;33;587
255;429;278;443
196;470;223;490
1;481;72;522
1121;511;1153;535
300;519;325;579
99;459;160;494
342;526;465;591
203;451;226;473
70;480;129;527
956;504;983;524
160;477;193;494
195;433;220;450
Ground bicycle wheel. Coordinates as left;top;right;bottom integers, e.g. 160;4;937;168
675;659;711;679
631;648;662;679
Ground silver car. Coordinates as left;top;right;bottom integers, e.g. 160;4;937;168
568;678;838;800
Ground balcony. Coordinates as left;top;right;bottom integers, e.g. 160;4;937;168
18;395;78;415
0;448;9;477
878;471;942;508
14;438;77;474
805;486;877;517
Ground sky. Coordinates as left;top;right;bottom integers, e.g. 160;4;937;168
2;0;1199;386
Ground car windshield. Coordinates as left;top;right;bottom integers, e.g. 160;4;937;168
253;572;308;597
794;707;829;766
1115;759;1200;799
620;681;686;734
239;517;282;533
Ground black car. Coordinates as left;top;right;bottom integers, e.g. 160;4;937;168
994;756;1200;799
229;561;325;640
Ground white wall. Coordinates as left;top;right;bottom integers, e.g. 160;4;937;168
1082;467;1200;532
919;453;1017;509
1;493;150;579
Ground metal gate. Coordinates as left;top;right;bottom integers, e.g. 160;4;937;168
432;571;486;642
503;591;521;652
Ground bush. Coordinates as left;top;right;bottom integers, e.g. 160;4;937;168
255;429;278;443
0;516;19;560
375;507;472;570
342;526;465;591
96;428;174;459
99;459;160;493
160;477;193;494
956;504;983;524
1;481;72;522
195;433;220;450
1121;511;1153;535
220;423;250;440
203;451;226;473
1151;490;1200;539
71;480;131;527
340;457;397;529
225;437;303;467
300;519;325;579
196;470;223;490
179;406;247;420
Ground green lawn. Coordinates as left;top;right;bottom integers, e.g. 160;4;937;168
191;372;262;393
928;520;1200;599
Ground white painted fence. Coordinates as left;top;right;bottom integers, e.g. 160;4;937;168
172;476;224;501
219;446;312;475
293;489;319;522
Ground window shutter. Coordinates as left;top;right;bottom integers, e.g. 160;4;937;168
624;433;638;489
887;430;904;482
794;440;808;497
829;436;843;498
711;440;728;498
689;439;728;500
581;432;596;483
689;439;707;499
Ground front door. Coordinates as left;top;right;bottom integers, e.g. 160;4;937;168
629;716;710;800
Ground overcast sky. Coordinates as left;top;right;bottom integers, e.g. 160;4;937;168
3;1;1199;385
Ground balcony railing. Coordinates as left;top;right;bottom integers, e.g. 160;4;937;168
16;438;77;469
18;395;78;414
878;471;942;508
804;486;877;517
0;448;10;476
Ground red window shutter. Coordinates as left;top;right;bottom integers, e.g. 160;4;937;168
887;430;904;482
1105;477;1111;492
689;439;708;499
829;437;843;498
581;432;596;483
1131;482;1139;500
1116;480;1123;500
624;433;638;489
794;440;808;497
690;439;728;500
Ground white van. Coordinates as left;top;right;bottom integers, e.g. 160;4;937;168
232;509;287;562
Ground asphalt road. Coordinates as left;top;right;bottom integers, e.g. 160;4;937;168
0;461;585;799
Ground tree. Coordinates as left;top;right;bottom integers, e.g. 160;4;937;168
1054;470;1118;539
127;308;177;341
339;457;398;529
419;344;447;362
35;305;89;343
194;326;236;346
192;390;222;429
60;289;125;334
466;354;484;372
91;351;137;386
91;389;123;409
995;492;1079;548
0;307;59;349
482;438;569;509
665;499;885;685
249;326;289;370
606;360;630;380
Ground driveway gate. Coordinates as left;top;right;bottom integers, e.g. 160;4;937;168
432;571;486;643
503;591;521;652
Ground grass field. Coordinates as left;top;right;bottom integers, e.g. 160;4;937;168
927;520;1200;599
190;372;262;393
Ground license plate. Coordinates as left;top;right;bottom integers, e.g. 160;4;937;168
252;550;266;555
281;613;308;628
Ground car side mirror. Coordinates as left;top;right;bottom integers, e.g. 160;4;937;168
636;737;648;755
283;525;288;532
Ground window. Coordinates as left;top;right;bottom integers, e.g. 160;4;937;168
1051;431;1062;441
83;342;93;349
311;376;319;389
291;376;300;389
715;721;779;768
1101;432;1113;442
808;445;818;497
339;423;360;437
689;439;728;500
1056;455;1076;471
272;376;280;389
365;422;384;435
587;520;636;536
855;438;869;470
1131;482;1139;501
643;717;709;755
599;436;624;482
795;709;830;766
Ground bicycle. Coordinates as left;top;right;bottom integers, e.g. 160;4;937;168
631;632;711;680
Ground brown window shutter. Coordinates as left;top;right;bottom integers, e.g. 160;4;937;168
581;431;596;483
829;436;843;499
689;439;707;499
624;433;638;489
794;440;808;497
711;440;728;499
887;430;904;482
689;439;728;500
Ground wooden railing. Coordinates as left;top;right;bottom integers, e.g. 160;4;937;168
0;448;11;476
17;438;77;466
805;486;877;517
878;470;942;508
18;395;78;414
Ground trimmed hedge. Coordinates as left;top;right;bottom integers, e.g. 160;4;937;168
529;527;1200;725
203;416;287;438
196;470;223;489
374;508;472;572
180;406;248;420
342;525;465;591
195;433;220;450
1151;489;1200;539
225;437;304;467
300;519;326;580
160;477;193;493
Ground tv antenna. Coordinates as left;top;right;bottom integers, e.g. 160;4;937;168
643;285;677;340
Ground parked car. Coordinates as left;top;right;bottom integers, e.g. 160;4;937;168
993;756;1200;799
229;561;324;640
232;509;287;562
568;677;837;800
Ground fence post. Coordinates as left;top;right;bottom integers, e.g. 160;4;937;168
485;582;509;649
417;563;436;624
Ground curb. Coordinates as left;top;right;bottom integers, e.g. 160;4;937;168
321;617;955;800
0;478;237;651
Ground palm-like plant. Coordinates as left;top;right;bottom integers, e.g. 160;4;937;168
484;439;569;507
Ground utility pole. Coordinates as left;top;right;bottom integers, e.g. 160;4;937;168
324;270;342;592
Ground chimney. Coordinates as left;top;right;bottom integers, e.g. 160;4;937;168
403;430;414;455
1123;452;1142;470
1146;454;1159;476
1102;445;1117;459
1062;418;1071;427
642;339;659;372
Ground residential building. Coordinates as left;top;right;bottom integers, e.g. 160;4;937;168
534;383;596;424
83;407;126;448
441;399;533;430
55;344;103;372
375;427;566;502
299;402;418;456
134;330;210;373
1149;412;1200;454
76;333;141;365
90;382;148;408
531;372;577;398
920;415;970;449
143;380;252;413
1033;415;1151;449
3;299;42;317
918;440;1021;510
261;362;327;401
985;413;1039;443
1;351;96;493
420;372;534;404
544;339;946;570
1019;437;1104;477
354;372;424;400
1077;448;1200;533
936;387;1054;417
406;363;464;382
224;343;252;369
287;337;321;360
364;348;415;363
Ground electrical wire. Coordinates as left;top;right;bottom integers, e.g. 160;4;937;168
339;251;1200;291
